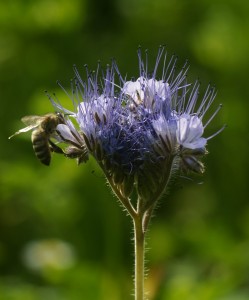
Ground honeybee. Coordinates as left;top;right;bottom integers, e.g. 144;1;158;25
9;113;65;166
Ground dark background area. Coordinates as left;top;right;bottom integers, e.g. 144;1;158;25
0;0;248;299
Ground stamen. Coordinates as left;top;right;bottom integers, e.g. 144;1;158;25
161;48;168;81
165;54;177;85
185;81;200;114
200;87;217;117
206;124;226;140
152;45;165;79
204;104;222;128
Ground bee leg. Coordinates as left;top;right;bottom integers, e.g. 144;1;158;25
49;140;64;154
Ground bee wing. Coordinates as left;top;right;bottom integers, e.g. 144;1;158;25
21;115;45;126
8;124;39;139
9;115;43;139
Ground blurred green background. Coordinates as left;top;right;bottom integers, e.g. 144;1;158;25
0;0;248;299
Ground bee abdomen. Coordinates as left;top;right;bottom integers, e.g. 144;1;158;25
32;131;51;166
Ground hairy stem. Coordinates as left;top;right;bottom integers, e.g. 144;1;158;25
133;214;145;300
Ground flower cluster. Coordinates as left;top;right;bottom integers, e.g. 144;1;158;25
49;47;222;211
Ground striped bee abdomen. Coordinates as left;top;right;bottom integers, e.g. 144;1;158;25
31;130;51;166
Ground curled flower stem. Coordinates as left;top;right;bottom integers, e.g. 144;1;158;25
137;155;176;239
100;164;137;219
142;203;156;233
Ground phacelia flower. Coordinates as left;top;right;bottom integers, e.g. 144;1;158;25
47;46;223;211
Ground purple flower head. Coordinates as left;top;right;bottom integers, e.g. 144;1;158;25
49;46;223;207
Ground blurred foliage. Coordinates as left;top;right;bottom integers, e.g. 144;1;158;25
0;0;249;299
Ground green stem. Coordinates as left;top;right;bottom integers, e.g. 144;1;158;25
134;215;145;300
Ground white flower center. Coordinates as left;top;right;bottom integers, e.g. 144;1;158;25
122;77;171;107
176;114;206;149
